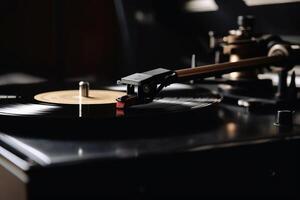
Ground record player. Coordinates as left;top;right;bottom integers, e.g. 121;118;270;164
1;1;300;199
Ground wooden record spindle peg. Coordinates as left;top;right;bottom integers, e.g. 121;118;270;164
79;81;90;97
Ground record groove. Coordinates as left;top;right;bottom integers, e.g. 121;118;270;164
0;83;222;138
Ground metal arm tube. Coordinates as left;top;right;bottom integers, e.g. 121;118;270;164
175;55;285;80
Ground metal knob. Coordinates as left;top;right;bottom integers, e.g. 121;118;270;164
238;15;254;30
79;81;90;97
274;110;293;127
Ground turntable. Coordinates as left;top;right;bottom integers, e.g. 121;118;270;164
1;4;300;199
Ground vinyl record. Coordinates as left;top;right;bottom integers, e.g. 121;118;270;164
0;82;222;138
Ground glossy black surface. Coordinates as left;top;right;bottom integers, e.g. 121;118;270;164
0;86;299;168
0;83;220;139
0;83;300;197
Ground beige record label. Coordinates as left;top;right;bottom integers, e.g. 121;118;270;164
34;90;126;105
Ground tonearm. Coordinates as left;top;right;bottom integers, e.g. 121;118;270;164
116;40;300;109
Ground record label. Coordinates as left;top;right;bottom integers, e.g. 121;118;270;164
34;90;126;105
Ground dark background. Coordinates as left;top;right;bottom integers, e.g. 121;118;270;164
0;0;119;81
0;0;300;83
119;0;300;74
